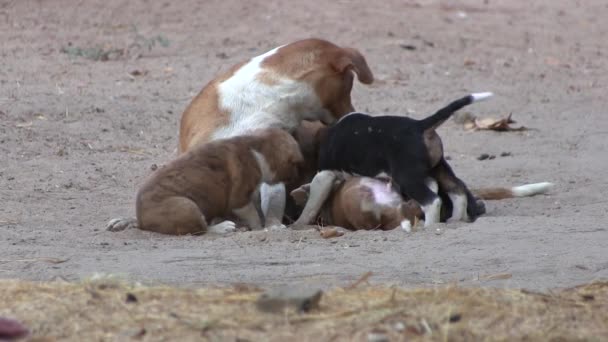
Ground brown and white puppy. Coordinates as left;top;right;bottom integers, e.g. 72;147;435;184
178;38;373;227
290;176;553;232
131;128;303;235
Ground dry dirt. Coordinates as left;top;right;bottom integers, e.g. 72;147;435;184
1;0;607;291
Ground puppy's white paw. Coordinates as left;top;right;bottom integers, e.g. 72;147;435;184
265;224;287;231
208;220;237;234
400;219;412;233
107;218;138;232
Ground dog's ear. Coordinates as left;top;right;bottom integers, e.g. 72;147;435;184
331;48;374;84
290;184;311;206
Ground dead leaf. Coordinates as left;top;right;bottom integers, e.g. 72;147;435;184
462;113;528;132
320;227;344;239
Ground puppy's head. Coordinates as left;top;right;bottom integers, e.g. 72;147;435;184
257;128;304;184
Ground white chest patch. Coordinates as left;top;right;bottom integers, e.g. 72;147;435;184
213;45;325;140
360;178;402;207
251;149;275;183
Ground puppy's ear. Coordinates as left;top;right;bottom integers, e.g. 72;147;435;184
331;48;374;84
290;184;311;206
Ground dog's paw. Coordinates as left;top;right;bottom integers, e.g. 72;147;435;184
400;219;412;233
208;220;237;234
106;218;138;232
265;224;287;231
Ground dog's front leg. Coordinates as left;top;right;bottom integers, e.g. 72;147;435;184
293;170;338;226
260;182;287;229
233;200;264;230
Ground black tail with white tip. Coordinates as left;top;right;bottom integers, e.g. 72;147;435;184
419;92;493;131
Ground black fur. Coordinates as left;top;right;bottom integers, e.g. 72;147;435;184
317;94;482;222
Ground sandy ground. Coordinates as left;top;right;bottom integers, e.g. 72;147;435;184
1;0;607;291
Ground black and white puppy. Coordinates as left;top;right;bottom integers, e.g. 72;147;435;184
294;92;493;227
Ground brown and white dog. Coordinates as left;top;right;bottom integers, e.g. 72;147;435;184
178;38;373;228
288;121;553;232
132;128;302;235
107;38;373;232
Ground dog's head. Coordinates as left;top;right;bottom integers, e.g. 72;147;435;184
288;120;330;190
261;39;374;124
256;128;305;185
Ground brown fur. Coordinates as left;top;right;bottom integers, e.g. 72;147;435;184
137;128;303;235
471;188;514;200
179;62;246;152
329;178;423;230
178;38;373;153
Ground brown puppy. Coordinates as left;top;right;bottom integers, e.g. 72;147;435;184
291;176;553;232
135;128;303;235
291;176;423;231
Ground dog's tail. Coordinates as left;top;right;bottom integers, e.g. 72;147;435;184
419;92;493;131
472;182;554;200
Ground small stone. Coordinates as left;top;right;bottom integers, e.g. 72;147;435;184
125;293;138;303
449;313;462;322
500;152;512;157
477;153;489;160
393;321;406;332
367;329;390;342
256;287;323;313
150;164;158;171
399;44;417;51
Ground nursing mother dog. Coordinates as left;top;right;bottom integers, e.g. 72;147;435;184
107;38;374;233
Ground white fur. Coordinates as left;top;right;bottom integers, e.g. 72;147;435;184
422;197;442;227
447;193;468;222
294;170;337;226
251;150;275;182
260;182;286;228
400;219;412;233
425;177;439;194
207;220;237;234
106;217;138;232
360;178;402;206
214;45;332;139
511;182;554;197
471;92;493;102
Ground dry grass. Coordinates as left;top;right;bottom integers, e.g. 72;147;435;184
1;277;606;341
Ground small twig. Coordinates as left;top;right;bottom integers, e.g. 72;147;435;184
345;271;373;290
0;257;69;264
